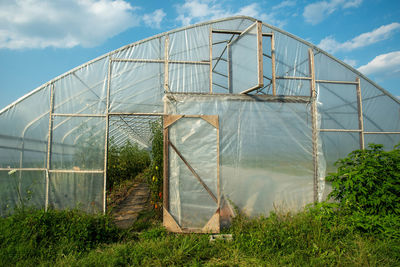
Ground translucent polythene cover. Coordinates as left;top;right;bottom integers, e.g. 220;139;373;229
168;117;218;228
0;171;46;216
49;172;103;213
166;95;314;217
230;23;258;93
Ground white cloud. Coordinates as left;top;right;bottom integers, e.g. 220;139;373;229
175;0;286;28
143;9;166;29
0;0;140;49
358;51;400;77
272;0;296;10
303;0;362;25
318;23;400;54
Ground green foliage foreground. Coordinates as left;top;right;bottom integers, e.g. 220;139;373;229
326;143;400;238
0;206;398;266
1;143;399;266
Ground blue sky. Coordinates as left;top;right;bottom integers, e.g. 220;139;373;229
0;0;399;109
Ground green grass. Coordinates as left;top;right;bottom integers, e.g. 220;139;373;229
0;205;398;266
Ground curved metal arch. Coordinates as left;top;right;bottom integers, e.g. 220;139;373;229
0;16;256;115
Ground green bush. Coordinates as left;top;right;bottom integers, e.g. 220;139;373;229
107;139;151;190
0;208;120;265
326;143;400;237
327;143;400;215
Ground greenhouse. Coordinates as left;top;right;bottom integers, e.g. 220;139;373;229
1;16;399;233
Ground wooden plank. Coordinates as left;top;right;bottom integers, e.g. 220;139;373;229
276;76;311;80
227;44;232;93
0;168;47;171
164;36;169;92
209;27;213;94
109;112;165;116
165;92;311;103
364;131;400;134
112;58;164;63
168;140;218;203
271;32;276;96
216;119;220;210
169;60;209;65
49;169;104;173
240;84;262;95
212;28;273;37
163;127;169;211
202;210;220;233
212;29;242;35
45;82;55;211
202;115;219;129
316;79;358;85
257;21;264;89
308;48;318;203
239;22;257;38
319;129;361;132
164;115;183;128
111;58;209;65
163;207;182;233
104;57;112;214
356;77;365;149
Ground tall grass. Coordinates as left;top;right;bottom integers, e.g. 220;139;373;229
0;208;120;266
1;205;398;266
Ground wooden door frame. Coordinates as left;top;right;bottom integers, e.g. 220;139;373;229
163;115;220;233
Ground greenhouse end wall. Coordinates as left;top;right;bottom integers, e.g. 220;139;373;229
0;16;399;232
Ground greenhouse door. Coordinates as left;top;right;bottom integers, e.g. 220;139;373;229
163;115;220;233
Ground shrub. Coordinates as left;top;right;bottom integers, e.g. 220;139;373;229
0;208;120;265
326;143;400;216
326;143;400;237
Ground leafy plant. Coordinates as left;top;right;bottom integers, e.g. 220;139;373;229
107;138;151;190
146;120;163;217
326;143;400;216
326;143;400;237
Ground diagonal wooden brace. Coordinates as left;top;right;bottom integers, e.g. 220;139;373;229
168;140;218;203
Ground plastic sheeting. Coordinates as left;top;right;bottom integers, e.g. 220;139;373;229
51;117;105;170
110;61;164;113
169;117;218;228
166;95;314;217
230;24;258;93
49;172;103;213
0;171;46;216
0;16;399;217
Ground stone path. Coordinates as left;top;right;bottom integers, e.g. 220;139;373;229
112;182;151;229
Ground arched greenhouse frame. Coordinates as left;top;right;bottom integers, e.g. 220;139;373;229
1;16;399;233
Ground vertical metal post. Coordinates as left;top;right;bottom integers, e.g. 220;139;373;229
271;32;276;96
209;27;213;94
103;57;112;214
164;36;169;92
45;83;55;210
356;77;364;149
308;48;318;203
